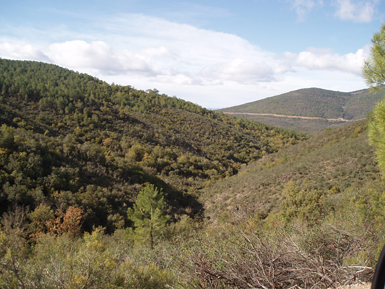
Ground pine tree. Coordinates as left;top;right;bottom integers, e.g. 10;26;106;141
363;24;385;89
364;24;385;174
127;184;169;249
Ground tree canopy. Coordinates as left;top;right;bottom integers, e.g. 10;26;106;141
127;184;170;249
0;58;307;232
363;24;385;90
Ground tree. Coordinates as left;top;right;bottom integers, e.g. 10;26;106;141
363;25;385;173
127;184;169;249
363;24;385;89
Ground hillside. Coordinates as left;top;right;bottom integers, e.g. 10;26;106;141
192;119;385;286
0;58;306;232
201;119;379;222
220;87;385;134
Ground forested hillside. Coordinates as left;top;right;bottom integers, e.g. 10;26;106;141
220;87;385;134
0;58;305;232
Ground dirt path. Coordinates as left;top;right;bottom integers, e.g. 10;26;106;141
223;112;352;122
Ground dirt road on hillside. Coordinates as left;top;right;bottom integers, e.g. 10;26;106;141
223;112;353;122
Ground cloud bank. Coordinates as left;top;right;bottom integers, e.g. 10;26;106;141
0;15;368;85
283;46;369;75
0;13;370;107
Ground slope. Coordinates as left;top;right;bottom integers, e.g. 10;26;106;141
220;87;385;134
0;58;306;232
201;119;379;223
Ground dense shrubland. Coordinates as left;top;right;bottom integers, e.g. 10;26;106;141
1;177;382;288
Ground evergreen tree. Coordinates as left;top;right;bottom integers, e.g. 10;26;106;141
364;24;385;173
368;100;385;173
127;184;169;249
363;24;385;89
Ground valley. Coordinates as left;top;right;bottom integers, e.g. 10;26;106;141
0;59;383;288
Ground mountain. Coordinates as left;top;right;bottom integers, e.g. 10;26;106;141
0;58;306;232
219;87;385;134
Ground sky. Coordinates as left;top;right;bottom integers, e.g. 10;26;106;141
0;0;384;109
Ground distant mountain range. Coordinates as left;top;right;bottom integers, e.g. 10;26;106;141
219;87;385;134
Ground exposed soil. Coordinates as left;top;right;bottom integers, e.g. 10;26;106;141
223;112;354;122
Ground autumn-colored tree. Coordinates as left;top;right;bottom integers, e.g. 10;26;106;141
29;204;83;238
48;206;83;238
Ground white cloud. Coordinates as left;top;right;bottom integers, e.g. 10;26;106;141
139;46;179;61
333;0;380;22
0;42;50;62
0;13;371;108
290;46;369;75
42;15;280;86
46;40;164;76
200;59;276;84
287;0;324;20
1;14;365;88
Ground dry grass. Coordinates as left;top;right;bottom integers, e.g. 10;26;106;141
337;283;371;289
191;227;374;289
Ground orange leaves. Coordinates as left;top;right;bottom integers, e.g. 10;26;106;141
59;206;83;237
30;204;83;239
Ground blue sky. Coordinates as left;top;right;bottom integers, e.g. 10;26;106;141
1;0;384;108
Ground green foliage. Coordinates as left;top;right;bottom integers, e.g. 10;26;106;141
118;262;176;289
368;99;385;173
279;181;329;226
127;184;170;249
0;58;306;232
364;24;385;176
363;24;385;89
0;124;15;150
0;225;178;288
202;120;377;222
0;206;30;288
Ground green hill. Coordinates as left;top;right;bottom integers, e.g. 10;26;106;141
220;87;385;134
0;58;306;232
201;119;379;222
